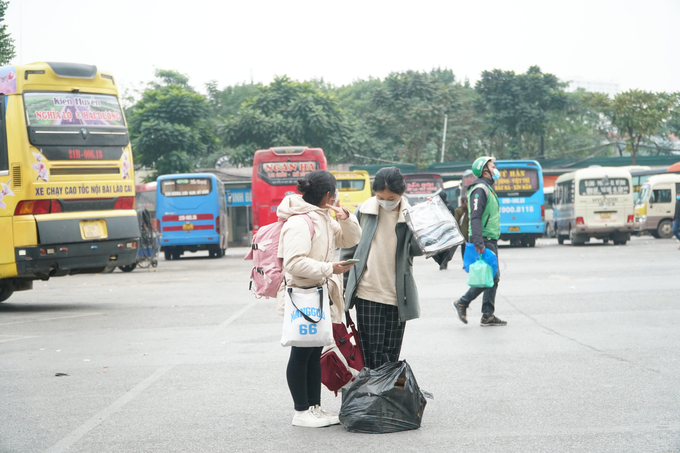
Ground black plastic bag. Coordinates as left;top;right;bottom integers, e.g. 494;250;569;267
339;360;428;433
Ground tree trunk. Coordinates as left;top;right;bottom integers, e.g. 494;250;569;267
540;134;545;158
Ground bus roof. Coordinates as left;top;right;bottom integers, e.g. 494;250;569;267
640;173;680;186
0;62;119;96
494;160;542;168
254;147;324;156
331;170;369;179
556;166;633;182
156;173;220;182
403;173;443;179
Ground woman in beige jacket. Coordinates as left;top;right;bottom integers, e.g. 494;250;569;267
277;170;361;428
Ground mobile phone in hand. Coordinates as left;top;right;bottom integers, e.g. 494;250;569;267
344;259;360;264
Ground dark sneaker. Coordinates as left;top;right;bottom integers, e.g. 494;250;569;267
480;315;507;327
439;263;447;270
452;300;468;324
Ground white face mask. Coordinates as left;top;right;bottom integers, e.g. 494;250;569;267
377;198;401;211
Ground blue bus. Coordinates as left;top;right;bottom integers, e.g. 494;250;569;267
494;160;545;247
156;173;228;259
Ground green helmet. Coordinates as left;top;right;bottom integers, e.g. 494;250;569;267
471;156;496;177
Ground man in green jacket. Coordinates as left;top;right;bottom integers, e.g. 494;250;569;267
453;156;507;327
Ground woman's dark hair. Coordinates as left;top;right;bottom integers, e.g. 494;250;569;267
297;170;337;206
373;167;406;195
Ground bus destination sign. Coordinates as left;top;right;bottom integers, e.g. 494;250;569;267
495;169;539;193
258;161;319;185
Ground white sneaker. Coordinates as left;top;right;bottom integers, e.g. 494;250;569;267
292;408;330;428
312;405;340;425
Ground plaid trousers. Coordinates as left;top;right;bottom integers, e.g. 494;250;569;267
355;298;405;370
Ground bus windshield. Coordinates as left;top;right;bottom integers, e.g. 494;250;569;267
636;185;650;206
24;92;125;127
338;179;365;191
495;168;539;197
160;178;212;197
579;178;630;196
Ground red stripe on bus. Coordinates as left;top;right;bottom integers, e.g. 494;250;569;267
161;214;214;222
162;224;215;232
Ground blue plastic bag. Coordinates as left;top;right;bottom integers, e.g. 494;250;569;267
463;242;498;277
466;256;495;288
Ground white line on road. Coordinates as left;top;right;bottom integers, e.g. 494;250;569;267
0;335;38;343
45;300;259;453
0;313;102;326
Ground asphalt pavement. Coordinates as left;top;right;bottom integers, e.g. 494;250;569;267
1;236;679;453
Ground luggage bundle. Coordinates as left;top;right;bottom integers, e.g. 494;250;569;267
339;360;431;434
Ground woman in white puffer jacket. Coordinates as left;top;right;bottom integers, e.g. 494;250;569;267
277;170;361;428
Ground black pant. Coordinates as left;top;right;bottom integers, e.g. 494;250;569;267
458;238;500;317
355;298;405;370
286;346;322;411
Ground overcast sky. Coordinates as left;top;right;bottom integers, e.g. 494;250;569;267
6;0;680;98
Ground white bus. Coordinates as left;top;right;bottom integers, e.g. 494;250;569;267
554;167;635;245
634;173;680;238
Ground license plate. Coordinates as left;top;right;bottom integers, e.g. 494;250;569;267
600;212;611;219
80;220;107;239
182;222;194;232
509;226;519;232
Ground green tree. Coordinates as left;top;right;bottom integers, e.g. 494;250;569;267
475;66;567;158
219;76;354;164
0;1;15;65
588;89;679;164
128;70;219;179
206;81;261;117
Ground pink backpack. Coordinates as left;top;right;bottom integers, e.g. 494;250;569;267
245;214;315;298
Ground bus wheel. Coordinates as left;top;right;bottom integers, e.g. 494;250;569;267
603;239;610;244
214;248;224;258
0;284;13;303
119;264;137;273
657;220;673;239
172;251;181;260
527;237;536;247
164;251;172;260
557;234;566;245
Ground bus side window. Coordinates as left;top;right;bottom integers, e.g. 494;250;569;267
652;189;671;204
0;95;7;172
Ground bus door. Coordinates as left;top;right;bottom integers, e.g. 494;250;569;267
403;173;443;206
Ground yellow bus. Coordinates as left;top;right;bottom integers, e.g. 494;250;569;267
0;62;140;302
330;170;372;214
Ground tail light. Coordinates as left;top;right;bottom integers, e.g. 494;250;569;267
576;217;584;225
541;205;545;221
15;200;62;215
627;215;634;223
216;215;220;234
113;197;135;210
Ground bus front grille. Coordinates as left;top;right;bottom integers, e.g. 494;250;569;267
50;167;120;176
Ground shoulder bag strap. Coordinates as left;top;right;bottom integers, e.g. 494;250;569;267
287;286;324;324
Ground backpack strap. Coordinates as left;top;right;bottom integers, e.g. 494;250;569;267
299;214;315;239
